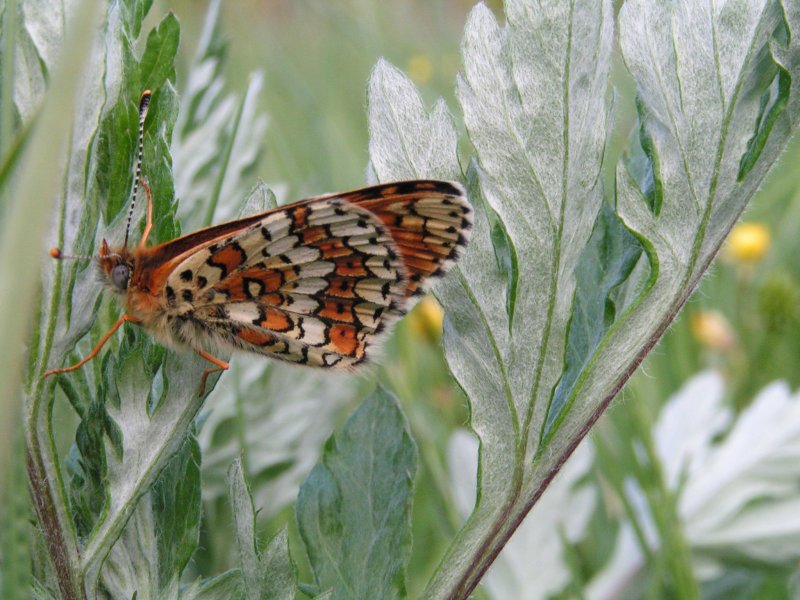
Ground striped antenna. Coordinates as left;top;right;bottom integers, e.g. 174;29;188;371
123;90;152;248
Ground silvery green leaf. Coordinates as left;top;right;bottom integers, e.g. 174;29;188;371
367;66;513;493
99;434;201;600
578;5;800;570
369;1;612;596
18;4;220;596
368;59;461;181
172;0;268;230
69;20;206;591
297;389;417;600
15;1;144;597
79;339;212;593
260;530;295;600
228;458;262;599
455;0;613;446
228;459;295;600
367;1;800;598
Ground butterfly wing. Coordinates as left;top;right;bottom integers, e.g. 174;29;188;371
333;180;472;296
143;180;471;368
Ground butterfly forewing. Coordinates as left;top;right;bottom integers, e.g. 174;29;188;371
146;180;471;369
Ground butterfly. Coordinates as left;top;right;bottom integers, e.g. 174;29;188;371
45;90;473;394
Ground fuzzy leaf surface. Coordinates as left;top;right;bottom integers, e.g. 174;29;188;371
98;434;201;599
23;4;216;595
367;1;800;598
228;458;296;600
297;389;417;600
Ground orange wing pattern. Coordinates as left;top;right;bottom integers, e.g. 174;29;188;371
335;180;473;296
158;180;471;368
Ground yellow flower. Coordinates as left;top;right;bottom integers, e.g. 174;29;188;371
406;54;433;85
408;296;444;343
725;222;771;263
690;310;736;351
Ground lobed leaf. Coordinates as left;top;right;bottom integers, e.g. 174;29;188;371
368;58;460;182
366;1;800;599
19;2;217;596
97;433;201;599
228;458;296;600
297;388;417;600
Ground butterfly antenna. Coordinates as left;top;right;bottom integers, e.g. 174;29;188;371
123;90;152;248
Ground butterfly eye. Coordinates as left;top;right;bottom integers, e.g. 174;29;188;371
111;264;131;290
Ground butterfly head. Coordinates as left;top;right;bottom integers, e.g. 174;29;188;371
98;239;135;293
48;239;135;293
49;91;152;295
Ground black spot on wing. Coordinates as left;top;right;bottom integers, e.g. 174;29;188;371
244;278;265;299
166;286;176;307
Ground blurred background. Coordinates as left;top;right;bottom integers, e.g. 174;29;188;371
164;0;498;196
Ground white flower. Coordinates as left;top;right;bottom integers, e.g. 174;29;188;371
588;372;800;600
449;429;596;600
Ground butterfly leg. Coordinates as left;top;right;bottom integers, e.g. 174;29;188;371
43;314;140;377
137;178;153;249
195;349;229;396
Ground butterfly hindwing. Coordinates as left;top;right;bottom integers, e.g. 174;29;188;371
335;180;473;295
153;180;472;368
164;196;409;367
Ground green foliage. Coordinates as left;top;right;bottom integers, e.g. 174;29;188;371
297;389;417;600
549;203;644;437
6;1;281;597
228;458;295;600
97;432;201;597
